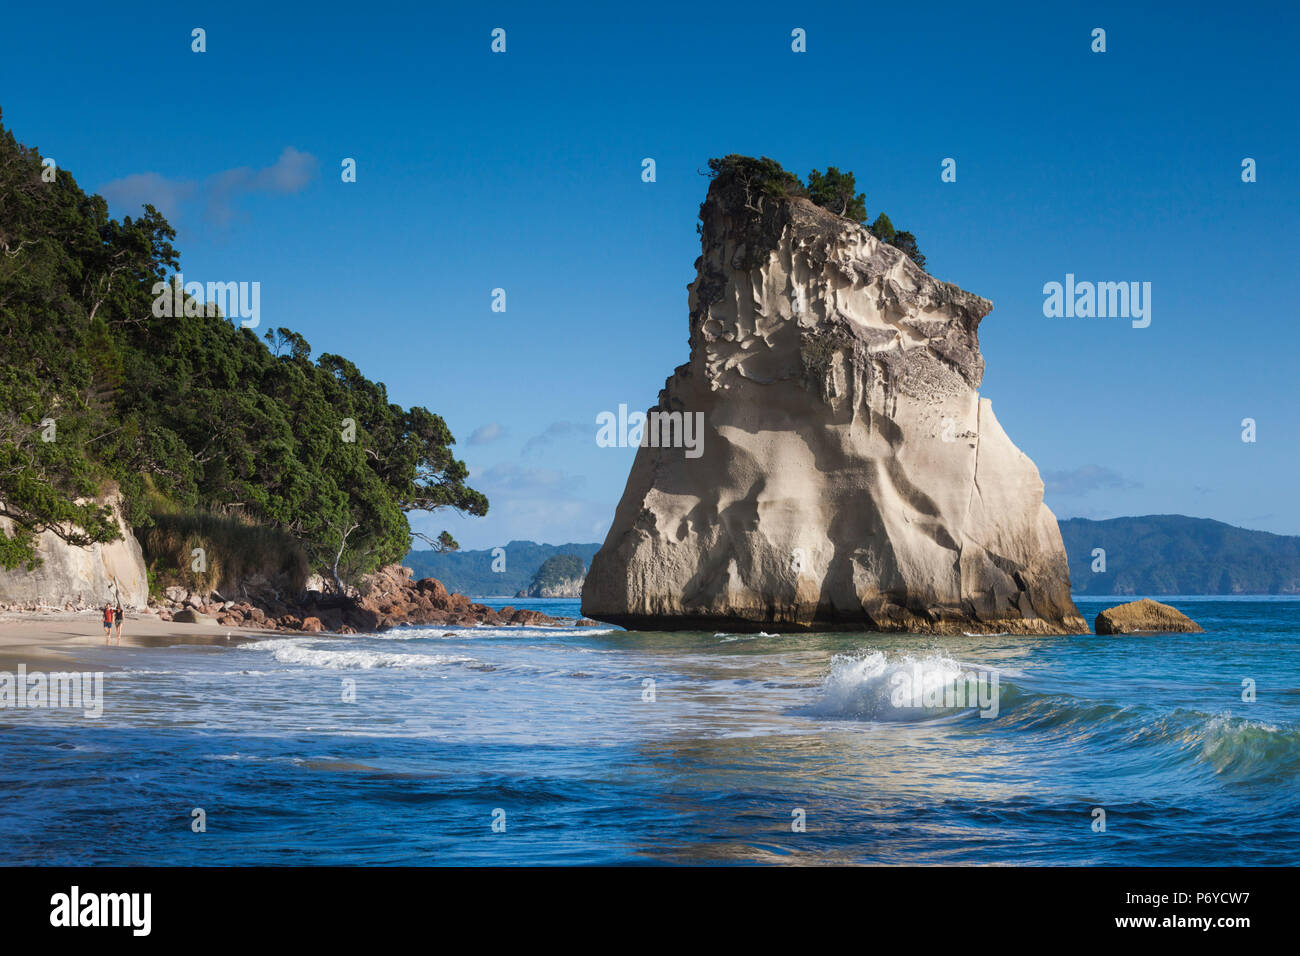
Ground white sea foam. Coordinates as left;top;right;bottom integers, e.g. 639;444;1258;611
118;668;272;678
715;631;779;642
242;638;474;670
809;650;989;721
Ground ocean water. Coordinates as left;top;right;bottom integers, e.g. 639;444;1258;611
1;596;1297;865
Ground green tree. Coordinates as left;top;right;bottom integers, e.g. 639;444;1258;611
704;155;930;271
807;167;867;221
705;155;806;211
412;529;459;553
0;110;486;587
890;230;926;269
869;213;896;245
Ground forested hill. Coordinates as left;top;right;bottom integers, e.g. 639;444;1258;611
1060;515;1300;595
406;541;601;597
0;111;484;589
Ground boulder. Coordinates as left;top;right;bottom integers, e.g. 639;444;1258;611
172;608;218;625
344;606;382;631
582;161;1086;635
416;577;450;602
1094;599;1203;635
508;608;549;626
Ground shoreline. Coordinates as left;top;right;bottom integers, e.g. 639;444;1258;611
0;593;1248;667
0;604;597;669
0;609;270;668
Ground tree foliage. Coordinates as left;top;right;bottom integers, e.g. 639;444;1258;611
706;155;927;269
705;155;807;209
807;167;866;221
868;213;895;244
889;230;926;270
0;111;484;583
530;553;585;590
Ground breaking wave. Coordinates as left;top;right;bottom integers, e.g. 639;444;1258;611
241;637;475;670
806;650;999;722
804;650;1300;786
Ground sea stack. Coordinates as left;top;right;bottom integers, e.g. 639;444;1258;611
582;157;1086;634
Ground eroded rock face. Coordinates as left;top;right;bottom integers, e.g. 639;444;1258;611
0;491;149;609
582;175;1085;634
1094;599;1203;635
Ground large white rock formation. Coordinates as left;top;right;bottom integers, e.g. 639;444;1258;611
582;167;1085;634
0;491;149;608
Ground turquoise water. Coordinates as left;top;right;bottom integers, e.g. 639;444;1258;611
1;596;1296;865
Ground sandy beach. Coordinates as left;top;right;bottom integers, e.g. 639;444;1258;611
0;610;267;666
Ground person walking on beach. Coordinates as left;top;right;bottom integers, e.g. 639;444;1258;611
113;603;124;645
102;602;115;644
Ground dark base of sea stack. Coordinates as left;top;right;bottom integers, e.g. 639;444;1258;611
589;603;1088;635
592;615;1087;635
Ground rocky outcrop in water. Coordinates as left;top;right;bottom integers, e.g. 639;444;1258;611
0;491;148;609
582;160;1085;634
517;554;586;598
1094;599;1203;635
153;563;574;632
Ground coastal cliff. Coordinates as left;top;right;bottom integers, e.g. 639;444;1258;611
0;491;148;609
582;159;1085;634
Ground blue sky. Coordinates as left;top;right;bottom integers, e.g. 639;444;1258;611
3;0;1297;549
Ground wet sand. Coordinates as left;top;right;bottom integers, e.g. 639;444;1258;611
0;610;266;666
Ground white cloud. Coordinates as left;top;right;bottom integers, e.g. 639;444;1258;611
1043;465;1139;497
522;420;587;455
98;147;319;227
467;422;506;446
